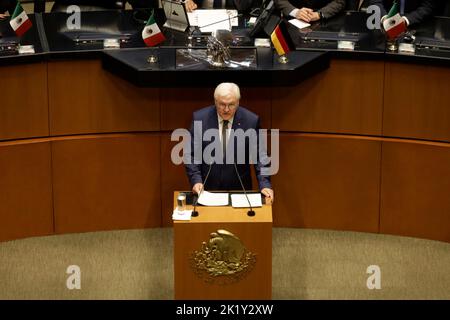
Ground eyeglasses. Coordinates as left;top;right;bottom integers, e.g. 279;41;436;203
216;102;238;110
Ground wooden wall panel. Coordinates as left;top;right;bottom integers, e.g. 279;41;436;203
160;87;271;130
380;141;450;242
383;62;450;142
161;133;191;227
272;59;384;135
272;134;381;232
0;63;49;141
48;60;160;135
0;140;53;241
52;134;161;234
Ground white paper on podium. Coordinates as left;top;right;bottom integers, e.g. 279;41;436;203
172;209;193;221
187;9;239;33
288;19;311;30
197;191;229;206
230;193;262;208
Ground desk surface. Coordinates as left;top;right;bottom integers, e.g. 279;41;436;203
173;192;273;224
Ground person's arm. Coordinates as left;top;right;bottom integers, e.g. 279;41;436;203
274;0;297;17
185;0;198;12
254;117;272;191
404;0;437;26
316;0;346;19
185;114;204;193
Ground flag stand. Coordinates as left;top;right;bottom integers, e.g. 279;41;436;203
386;39;398;52
147;55;158;63
277;54;288;64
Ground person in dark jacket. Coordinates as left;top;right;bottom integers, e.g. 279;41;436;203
369;0;438;26
275;0;346;22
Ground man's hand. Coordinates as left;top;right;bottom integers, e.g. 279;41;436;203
0;13;7;20
192;183;204;194
295;7;314;22
261;188;274;204
185;0;197;13
310;12;321;22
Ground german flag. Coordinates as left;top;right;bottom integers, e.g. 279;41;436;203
270;21;295;56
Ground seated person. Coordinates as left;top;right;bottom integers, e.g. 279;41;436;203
185;0;258;12
185;82;274;203
275;0;346;22
369;0;439;26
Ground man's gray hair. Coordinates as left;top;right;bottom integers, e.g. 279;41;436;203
214;82;241;100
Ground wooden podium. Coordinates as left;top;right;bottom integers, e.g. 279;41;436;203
173;192;272;300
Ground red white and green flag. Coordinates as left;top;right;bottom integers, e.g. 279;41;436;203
382;1;407;40
142;13;165;47
9;2;32;37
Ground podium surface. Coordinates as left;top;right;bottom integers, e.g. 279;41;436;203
173;192;272;300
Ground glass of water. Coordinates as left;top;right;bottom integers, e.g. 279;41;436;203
177;193;186;213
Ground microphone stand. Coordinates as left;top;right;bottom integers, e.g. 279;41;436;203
233;162;255;217
192;161;213;217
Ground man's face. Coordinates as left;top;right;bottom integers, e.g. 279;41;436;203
215;94;239;121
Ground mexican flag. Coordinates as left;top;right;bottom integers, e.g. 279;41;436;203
9;2;32;37
382;1;407;40
142;13;165;47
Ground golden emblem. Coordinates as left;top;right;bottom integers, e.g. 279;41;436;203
190;229;256;284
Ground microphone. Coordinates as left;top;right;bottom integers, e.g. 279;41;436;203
233;162;255;217
196;13;243;33
192;161;213;217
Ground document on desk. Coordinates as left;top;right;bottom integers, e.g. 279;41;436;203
187;10;239;33
231;193;262;208
288;19;311;30
197;191;229;206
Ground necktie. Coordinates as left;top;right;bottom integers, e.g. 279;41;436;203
222;120;229;160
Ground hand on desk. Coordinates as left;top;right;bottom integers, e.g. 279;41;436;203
261;188;274;205
185;0;197;12
295;7;314;23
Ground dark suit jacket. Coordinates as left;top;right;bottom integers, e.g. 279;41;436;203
275;0;346;18
195;0;258;11
185;106;272;191
369;0;438;25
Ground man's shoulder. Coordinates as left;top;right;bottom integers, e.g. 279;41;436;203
237;106;259;122
193;106;215;119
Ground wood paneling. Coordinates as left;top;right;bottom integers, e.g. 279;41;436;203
380;141;450;242
272;59;384;135
48;60;160;135
383;62;450;142
272;134;381;232
160;87;271;130
0;140;53;241
161;134;191;227
0;63;49;141
52;134;161;234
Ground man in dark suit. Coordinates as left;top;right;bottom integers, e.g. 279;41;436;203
186;0;258;12
275;0;346;21
369;0;438;26
185;83;274;203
